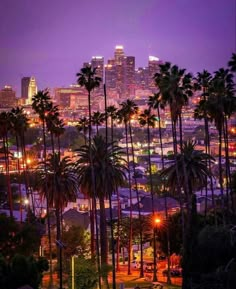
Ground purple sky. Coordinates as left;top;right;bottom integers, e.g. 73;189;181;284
0;0;235;96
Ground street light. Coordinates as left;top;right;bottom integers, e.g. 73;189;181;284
154;217;161;226
152;215;161;282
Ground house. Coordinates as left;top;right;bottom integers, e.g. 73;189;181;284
123;195;180;217
63;208;90;230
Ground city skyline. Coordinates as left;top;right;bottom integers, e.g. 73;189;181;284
0;0;235;96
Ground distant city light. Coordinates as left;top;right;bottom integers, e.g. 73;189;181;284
115;45;124;49
149;56;159;61
92;56;103;59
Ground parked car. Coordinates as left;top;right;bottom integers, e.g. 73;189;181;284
145;262;155;272
158;255;166;260
162;268;182;277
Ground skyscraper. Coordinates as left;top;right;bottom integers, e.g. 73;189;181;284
91;56;104;94
21;76;38;104
91;56;104;81
148;56;161;91
114;45;125;65
21;77;31;99
0;85;17;108
123;56;135;98
105;63;116;90
135;67;149;90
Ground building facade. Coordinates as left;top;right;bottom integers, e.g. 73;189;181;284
21;76;38;105
0;85;17;108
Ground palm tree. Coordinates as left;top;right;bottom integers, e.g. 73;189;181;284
154;62;193;251
193;70;216;223
91;111;105;134
76;135;127;288
139;109;159;281
9;107;30;221
154;62;193;153
148;94;164;164
160;140;214;289
148;94;172;284
228;53;236;72
32;89;54;286
45;104;60;153
105;105;122;274
76;66;102;142
207;68;236;214
76;117;89;145
52;118;65;153
118;99;142;275
76;66;102;258
37;153;78;289
0;111;13;218
106;105;118;144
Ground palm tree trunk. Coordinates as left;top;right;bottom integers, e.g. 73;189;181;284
4;133;13;218
171;119;185;236
204;116;209;220
128;120;144;278
88;89;102;289
157;107;171;284
218;126;225;224
204;117;217;226
15;135;23;223
88;89;95;256
104;84;116;289
20;132;33;214
99;196;109;288
124;122;133;275
42;119;53;287
146;122;157;281
116;189;121;272
56;207;63;289
223;116;233;213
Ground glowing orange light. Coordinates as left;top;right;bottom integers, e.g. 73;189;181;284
155;218;161;225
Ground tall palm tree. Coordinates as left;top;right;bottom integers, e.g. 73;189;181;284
0;111;13;218
76;66;102;258
76;66;102;142
76;135;127;289
154;62;193;247
105;104;122;274
32;89;54;286
139;109;159;281
91;111;105;135
118;99;142;275
45;104;60;154
76;117;89;145
106;105;118;144
228;53;236;72
37;153;78;289
9;107;30;221
207;68;236;214
154;62;193;153
148;94;172;284
52;118;65;153
148;94;164;164
161;140;214;289
193;70;216;223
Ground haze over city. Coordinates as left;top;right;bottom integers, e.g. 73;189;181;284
0;0;235;96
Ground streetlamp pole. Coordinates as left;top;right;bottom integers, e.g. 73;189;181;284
153;217;161;282
72;255;75;289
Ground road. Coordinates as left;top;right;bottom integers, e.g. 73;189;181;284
111;262;182;287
